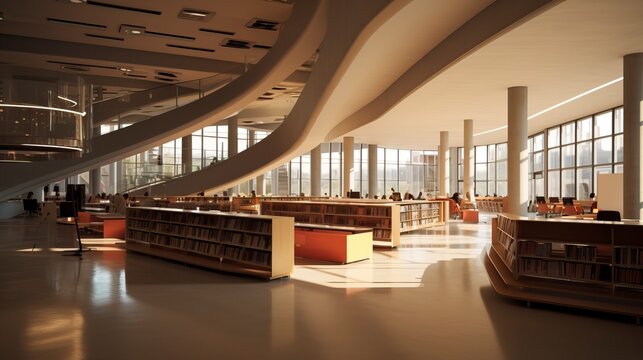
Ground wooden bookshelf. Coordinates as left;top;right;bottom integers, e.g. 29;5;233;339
231;196;260;214
486;214;643;320
125;207;293;279
260;200;445;247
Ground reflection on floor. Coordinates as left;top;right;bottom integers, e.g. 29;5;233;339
0;215;640;360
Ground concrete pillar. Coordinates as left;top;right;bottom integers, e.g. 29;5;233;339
256;175;265;196
368;144;378;198
507;86;529;216
343;136;354;197
181;135;192;174
310;145;321;196
463;119;475;204
439;131;449;197
449;147;458;195
228;116;238;195
623;53;643;219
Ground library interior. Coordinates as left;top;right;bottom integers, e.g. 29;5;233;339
0;0;642;359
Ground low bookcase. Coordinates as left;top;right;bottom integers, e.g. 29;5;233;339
126;207;294;279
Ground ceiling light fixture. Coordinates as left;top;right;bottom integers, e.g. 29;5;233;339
57;95;78;107
20;143;83;151
120;24;146;35
178;8;214;21
473;77;624;136
0;103;86;116
118;67;132;72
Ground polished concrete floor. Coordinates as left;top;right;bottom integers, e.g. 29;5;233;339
0;215;641;360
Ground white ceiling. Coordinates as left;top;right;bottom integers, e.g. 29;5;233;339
0;0;292;83
347;0;643;149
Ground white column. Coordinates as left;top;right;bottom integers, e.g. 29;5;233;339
182;135;192;174
623;53;643;219
439;131;449;197
368;144;378;198
310;145;321;196
507;86;529;216
449;147;458;195
343;136;354;197
256;175;265;195
227;116;238;196
463;120;475;204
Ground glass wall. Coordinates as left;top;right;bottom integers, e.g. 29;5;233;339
457;106;623;201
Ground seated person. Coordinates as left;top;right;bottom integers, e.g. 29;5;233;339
451;192;462;206
403;191;414;200
416;192;424;200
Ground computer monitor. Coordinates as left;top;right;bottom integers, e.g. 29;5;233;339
562;197;574;205
536;196;546;204
348;191;361;199
549;196;560;203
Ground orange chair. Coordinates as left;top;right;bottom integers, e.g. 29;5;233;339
562;205;578;216
536;203;550;215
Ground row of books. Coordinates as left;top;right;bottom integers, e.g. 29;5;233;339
373;229;392;240
497;215;517;237
564;244;598;262
186;226;219;240
187;214;222;227
127;229;150;242
399;203;440;213
221;232;271;250
326;216;391;228
224;217;272;234
129;224;272;251
518;258;608;281
221;245;271;266
400;218;440;228
614;248;643;266
614;268;642;285
518;241;552;257
141;232;272;266
400;211;440;222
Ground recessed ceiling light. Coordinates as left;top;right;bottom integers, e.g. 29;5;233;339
0;12;4;21
120;24;146;35
118;67;132;72
178;8;214;21
68;0;87;4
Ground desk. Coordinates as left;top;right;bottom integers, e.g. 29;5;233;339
294;223;373;263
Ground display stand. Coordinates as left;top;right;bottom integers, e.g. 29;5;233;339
61;198;91;258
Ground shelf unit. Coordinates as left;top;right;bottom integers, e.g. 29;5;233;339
486;214;643;320
125;207;293;279
261;200;445;247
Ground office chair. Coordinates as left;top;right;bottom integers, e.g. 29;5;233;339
596;210;621;221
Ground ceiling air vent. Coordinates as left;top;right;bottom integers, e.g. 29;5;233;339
257;96;273;101
156;71;179;78
124;73;146;78
272;86;287;91
199;28;235;36
85;1;161;15
47;17;106;29
47;60;116;70
61;65;89;72
253;44;272;50
178;8;214;21
246;18;280;31
221;38;254;49
166;44;214;53
85;33;124;41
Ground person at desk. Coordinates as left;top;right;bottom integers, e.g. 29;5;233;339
451;192;462;206
403;191;415;200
